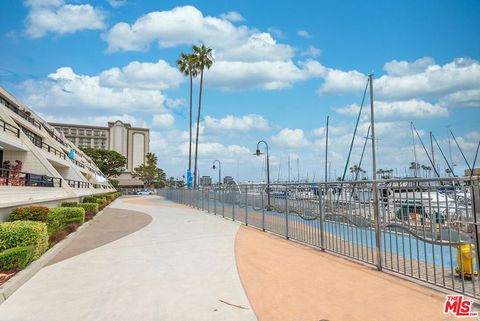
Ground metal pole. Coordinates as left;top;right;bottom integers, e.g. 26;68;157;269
266;146;271;210
369;74;383;271
285;184;289;239
318;183;325;251
411;122;418;177
325;116;329;182
430;131;436;173
245;185;248;226
288;154;291;183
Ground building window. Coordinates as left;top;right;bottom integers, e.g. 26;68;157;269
86;130;92;136
21;126;43;148
101;131;106;137
94;130;100;136
70;129;77;135
79;129;84;135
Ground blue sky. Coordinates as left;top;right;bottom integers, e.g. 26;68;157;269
1;0;479;182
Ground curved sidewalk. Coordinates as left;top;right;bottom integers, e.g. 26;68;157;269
0;196;257;321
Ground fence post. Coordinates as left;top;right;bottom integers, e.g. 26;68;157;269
245;185;248;226
214;188;217;215
222;187;225;218
318;183;325;251
262;186;265;231
471;183;480;273
373;181;383;271
207;189;210;213
232;187;236;221
285;185;289;239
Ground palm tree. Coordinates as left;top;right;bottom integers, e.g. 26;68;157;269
409;162;420;177
192;44;214;187
176;53;198;177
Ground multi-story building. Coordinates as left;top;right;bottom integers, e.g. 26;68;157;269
50;120;150;188
0;87;115;219
199;176;212;186
223;176;235;185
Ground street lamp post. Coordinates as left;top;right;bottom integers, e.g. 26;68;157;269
254;140;272;211
212;160;222;186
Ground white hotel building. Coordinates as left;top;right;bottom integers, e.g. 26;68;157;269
0;87;115;219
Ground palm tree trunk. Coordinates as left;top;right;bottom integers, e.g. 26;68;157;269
193;69;204;188
188;72;193;173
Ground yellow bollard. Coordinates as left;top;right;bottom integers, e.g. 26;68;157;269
455;244;478;278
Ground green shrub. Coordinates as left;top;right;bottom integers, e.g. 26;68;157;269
61;202;78;207
46;211;62;235
48;207;85;225
82;196;97;203
96;197;107;205
0;221;48;259
0;246;35;270
9;206;49;222
78;203;99;215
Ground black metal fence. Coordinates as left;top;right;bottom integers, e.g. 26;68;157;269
159;177;480;299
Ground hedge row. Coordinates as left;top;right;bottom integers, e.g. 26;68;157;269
1;191;121;271
0;221;48;262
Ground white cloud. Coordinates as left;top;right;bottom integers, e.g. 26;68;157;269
267;27;285;39
219;11;245;22
208;60;325;90
317;68;366;95
102;6;332;91
102;5;294;62
383;57;435;76
25;0;106;38
272;128;310;148
21;66;168;114
297;30;312;38
376;58;480;101
204;114;269;132
334;99;449;121
216;33;294;62
151;114;175;129
439;89;480;108
107;0;126;8
301;45;321;57
99;59;183;90
103;6;251;52
317;57;480;108
178;142;250;157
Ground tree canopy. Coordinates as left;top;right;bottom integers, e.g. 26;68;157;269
132;152;166;188
80;147;127;178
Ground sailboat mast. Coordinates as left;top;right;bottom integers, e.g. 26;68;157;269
325;115;329;182
411;122;418;177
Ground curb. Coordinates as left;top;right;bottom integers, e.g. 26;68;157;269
0;199;118;304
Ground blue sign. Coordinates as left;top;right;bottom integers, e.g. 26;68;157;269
187;169;193;188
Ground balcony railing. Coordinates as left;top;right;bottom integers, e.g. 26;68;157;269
0;98;42;129
41;142;67;160
65;179;90;189
0;118;20;137
44;127;69;149
70;158;86;169
0;167;62;187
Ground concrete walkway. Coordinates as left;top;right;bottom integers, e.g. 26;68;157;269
0;196;257;321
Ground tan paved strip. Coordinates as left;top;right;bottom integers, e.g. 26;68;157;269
235;225;474;321
47;207;152;265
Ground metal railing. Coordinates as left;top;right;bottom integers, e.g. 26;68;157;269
159;177;480;299
0;118;20;137
0;167;62;187
41;142;67;159
65;179;90;189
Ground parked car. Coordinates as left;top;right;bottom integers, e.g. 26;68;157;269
136;190;154;195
